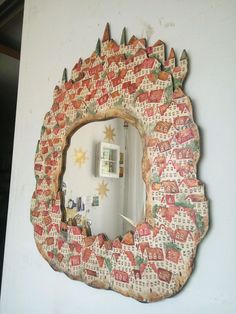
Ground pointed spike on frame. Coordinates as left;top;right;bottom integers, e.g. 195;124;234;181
139;38;147;48
120;27;127;45
95;38;101;55
62;68;68;83
36;140;40;154
153;39;164;46
53;85;60;97
54;85;59;92
180;49;188;61
168;48;175;60
128;35;138;45
78;58;82;64
120;214;136;227
102;23;111;42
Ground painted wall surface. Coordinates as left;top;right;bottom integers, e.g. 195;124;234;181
1;0;236;313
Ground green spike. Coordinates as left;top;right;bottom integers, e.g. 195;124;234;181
36;140;40;154
62;68;68;83
95;38;101;55
180;49;188;60
120;27;127;45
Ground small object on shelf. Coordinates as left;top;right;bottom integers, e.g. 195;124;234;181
119;166;124;178
96;142;120;178
119;152;124;177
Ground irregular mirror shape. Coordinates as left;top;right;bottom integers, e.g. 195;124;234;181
62;118;145;239
30;24;208;303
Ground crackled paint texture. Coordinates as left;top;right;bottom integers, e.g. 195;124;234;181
30;24;208;302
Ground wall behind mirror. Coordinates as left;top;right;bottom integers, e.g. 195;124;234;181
62;118;145;239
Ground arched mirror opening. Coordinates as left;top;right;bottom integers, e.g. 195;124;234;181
61;118;145;240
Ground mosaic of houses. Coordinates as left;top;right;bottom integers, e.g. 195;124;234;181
30;24;208;303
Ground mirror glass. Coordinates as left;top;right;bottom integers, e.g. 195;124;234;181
62;118;145;239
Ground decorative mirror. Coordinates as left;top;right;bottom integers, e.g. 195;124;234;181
30;24;208;302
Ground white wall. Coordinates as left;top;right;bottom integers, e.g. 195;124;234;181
1;0;236;313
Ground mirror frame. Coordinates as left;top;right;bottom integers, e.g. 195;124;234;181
30;24;208;302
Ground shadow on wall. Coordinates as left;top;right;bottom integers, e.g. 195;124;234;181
0;78;18;294
0;0;24;294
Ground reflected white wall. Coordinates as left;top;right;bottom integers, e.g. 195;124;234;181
123;123;145;233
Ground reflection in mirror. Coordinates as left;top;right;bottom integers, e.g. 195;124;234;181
62;118;145;239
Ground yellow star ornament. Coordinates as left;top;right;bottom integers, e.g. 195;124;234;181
104;125;116;143
74;148;88;167
96;180;109;199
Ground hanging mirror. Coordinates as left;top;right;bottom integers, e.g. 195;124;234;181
30;24;208;302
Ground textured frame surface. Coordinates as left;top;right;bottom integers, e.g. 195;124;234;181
30;24;208;302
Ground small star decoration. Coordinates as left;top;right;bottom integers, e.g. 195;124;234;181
103;125;116;142
96;180;109;199
74;148;87;167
